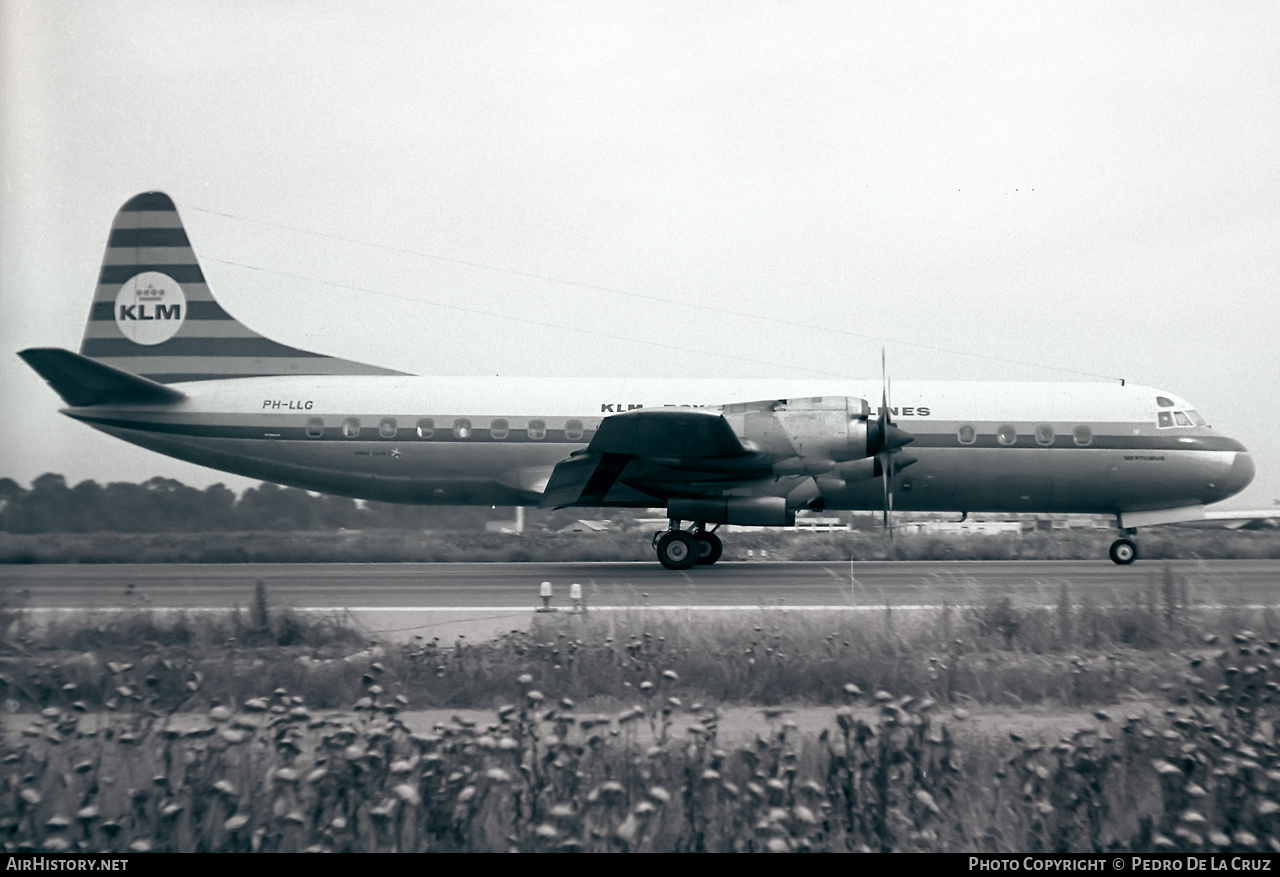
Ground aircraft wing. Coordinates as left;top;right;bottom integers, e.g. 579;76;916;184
540;408;769;508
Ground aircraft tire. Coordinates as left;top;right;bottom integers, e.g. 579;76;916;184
656;531;699;570
694;532;723;566
1109;538;1138;565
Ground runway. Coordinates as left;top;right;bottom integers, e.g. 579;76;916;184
3;559;1277;609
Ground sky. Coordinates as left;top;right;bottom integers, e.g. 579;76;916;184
1;1;1277;508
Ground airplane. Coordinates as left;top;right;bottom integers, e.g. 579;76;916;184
18;192;1256;569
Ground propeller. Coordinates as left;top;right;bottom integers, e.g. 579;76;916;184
873;349;915;538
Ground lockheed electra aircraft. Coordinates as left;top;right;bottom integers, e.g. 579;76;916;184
19;193;1256;569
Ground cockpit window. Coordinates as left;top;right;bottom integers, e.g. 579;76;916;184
1156;396;1175;408
1157;409;1198;429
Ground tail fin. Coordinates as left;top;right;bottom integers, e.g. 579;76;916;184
78;192;408;383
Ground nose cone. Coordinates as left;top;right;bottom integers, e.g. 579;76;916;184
1223;452;1256;499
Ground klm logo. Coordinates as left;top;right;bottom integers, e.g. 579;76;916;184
114;272;187;346
119;303;182;321
601;403;645;413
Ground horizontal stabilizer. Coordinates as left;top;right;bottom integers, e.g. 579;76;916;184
19;347;186;407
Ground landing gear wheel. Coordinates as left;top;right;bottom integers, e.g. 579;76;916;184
1109;538;1138;565
694;531;723;566
656;531;699;570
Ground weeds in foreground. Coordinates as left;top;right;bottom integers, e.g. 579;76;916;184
6;653;1280;853
6;581;1280;851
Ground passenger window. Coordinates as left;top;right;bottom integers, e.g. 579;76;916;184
453;418;472;439
564;419;584;441
342;418;361;438
1072;425;1092;446
957;425;976;445
490;418;509;440
526;419;546;440
379;418;398;438
416;418;434;439
1174;411;1192;427
305;418;324;438
1157;411;1174;428
1035;424;1054;446
997;424;1017;446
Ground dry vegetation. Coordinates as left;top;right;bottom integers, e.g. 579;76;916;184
5;574;1280;852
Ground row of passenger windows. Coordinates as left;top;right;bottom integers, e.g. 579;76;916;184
304;417;586;441
956;424;1094;446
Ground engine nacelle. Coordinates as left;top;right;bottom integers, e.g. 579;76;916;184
667;496;794;526
721;396;872;464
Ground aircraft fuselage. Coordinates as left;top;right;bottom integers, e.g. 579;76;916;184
64;375;1254;516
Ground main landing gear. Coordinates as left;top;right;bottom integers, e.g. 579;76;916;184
653;522;723;570
1109;531;1138;565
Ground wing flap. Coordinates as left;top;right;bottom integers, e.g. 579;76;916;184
19;347;186;407
540;452;633;509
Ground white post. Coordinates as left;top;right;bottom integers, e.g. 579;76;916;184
515;506;525;534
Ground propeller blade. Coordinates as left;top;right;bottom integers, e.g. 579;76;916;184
880;349;889;422
887;477;894;540
879;347;893;535
881;451;892;529
882;461;889;530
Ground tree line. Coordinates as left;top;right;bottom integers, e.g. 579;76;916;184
0;474;518;533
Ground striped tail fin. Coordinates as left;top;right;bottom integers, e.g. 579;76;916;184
79;192;408;383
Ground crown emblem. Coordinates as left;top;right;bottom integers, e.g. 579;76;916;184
136;284;166;300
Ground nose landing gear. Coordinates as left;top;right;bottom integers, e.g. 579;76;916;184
653;521;723;570
1109;530;1139;565
1109;538;1137;564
